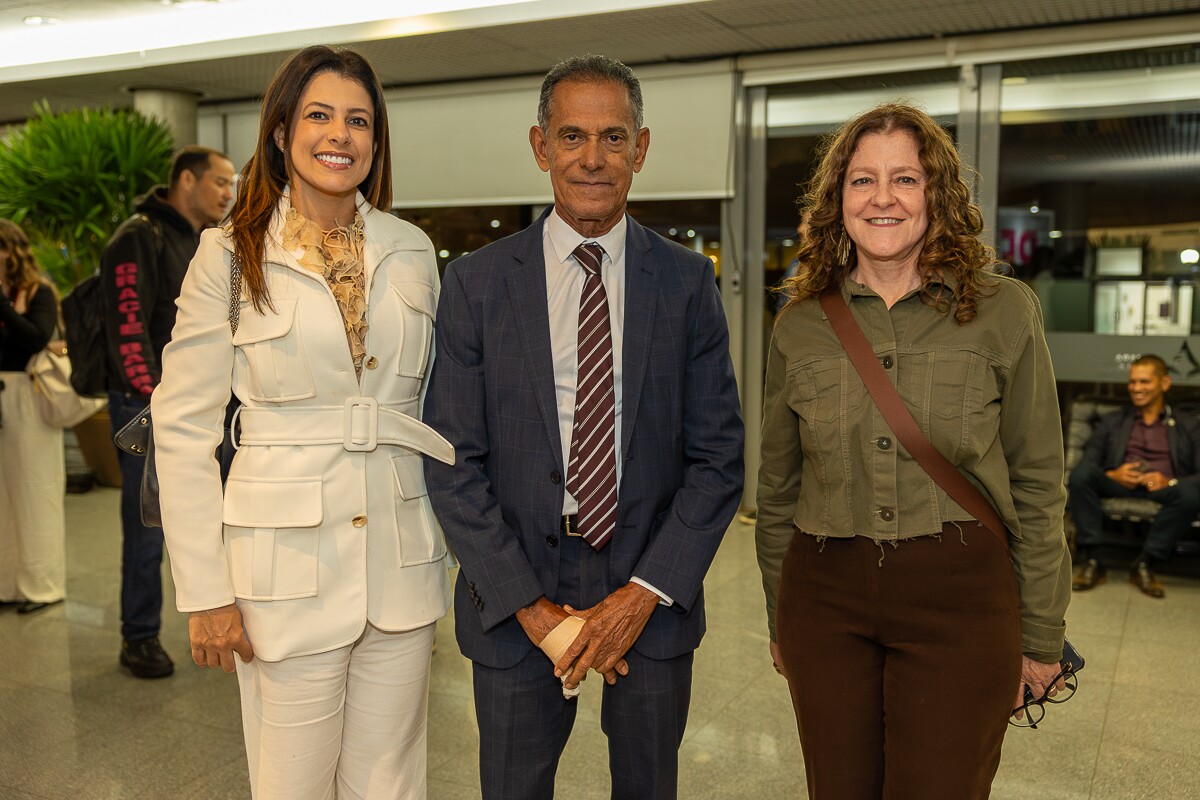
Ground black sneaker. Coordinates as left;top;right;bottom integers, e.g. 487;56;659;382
120;636;175;679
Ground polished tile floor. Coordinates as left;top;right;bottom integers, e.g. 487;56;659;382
2;487;1199;799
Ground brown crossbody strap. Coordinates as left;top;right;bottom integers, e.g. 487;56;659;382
819;288;1009;553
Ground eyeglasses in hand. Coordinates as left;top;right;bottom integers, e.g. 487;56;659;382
1009;639;1084;730
1008;668;1078;729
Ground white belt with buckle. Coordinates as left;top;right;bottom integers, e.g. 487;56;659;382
232;398;454;464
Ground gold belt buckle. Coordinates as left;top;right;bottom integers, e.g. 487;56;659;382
563;516;583;537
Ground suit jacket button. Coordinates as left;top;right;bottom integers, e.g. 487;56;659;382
352;515;367;528
365;356;379;370
546;535;558;548
550;470;561;484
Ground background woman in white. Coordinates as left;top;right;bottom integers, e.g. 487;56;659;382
0;219;66;616
152;46;453;799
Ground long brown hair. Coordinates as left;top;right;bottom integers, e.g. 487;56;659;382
230;46;392;313
782;102;997;324
0;218;53;298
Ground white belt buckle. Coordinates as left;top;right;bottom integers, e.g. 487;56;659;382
343;396;379;452
228;404;244;450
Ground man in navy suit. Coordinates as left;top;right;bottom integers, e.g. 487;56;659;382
424;55;743;799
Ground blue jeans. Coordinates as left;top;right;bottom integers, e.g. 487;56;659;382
108;392;162;642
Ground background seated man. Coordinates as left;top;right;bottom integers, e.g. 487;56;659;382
1069;354;1200;598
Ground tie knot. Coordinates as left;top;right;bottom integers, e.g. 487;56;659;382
573;242;605;276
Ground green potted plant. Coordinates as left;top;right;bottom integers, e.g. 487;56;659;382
0;101;175;291
0;102;175;486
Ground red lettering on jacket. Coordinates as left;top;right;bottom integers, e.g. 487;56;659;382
112;258;153;393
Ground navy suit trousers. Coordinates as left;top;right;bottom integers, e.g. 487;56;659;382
471;534;693;800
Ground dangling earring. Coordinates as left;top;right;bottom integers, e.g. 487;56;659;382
836;230;851;267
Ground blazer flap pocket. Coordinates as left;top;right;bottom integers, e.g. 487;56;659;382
231;298;298;345
223;476;323;527
391;454;429;501
390;281;437;320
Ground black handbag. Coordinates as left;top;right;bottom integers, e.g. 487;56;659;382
112;253;242;527
113;400;240;527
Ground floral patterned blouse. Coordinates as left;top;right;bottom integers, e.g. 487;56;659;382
281;205;368;377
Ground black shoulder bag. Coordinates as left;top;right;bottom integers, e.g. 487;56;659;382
113;254;242;527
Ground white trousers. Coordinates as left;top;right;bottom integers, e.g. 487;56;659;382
0;371;66;603
235;621;436;800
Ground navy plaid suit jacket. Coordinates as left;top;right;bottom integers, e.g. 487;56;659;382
424;209;744;669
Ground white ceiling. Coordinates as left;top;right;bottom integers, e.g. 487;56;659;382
1;0;1199;123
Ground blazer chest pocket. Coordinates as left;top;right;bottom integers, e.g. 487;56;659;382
223;476;322;601
390;454;447;566
390;282;436;380
232;298;317;402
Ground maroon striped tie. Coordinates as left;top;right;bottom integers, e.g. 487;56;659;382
567;242;617;551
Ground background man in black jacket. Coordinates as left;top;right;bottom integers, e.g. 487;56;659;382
102;145;233;678
1069;354;1200;598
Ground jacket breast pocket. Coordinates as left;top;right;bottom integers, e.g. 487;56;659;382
390;282;436;380
390;454;447;566
793;360;856;425
231;298;317;402
927;351;979;421
223;476;322;601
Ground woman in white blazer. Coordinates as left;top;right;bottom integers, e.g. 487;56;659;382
151;46;454;800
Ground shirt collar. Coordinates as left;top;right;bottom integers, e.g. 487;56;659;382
1136;407;1169;425
842;268;965;302
547;207;628;267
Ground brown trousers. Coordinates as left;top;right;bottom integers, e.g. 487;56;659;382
776;522;1021;800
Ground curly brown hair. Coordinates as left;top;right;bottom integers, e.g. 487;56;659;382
0;218;53;297
781;102;998;324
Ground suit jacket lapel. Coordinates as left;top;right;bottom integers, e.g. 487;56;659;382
505;212;565;470
621;216;658;461
1114;410;1136;466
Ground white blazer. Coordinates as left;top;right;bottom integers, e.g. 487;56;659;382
152;194;454;661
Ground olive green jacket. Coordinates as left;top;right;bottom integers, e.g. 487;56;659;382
755;274;1071;663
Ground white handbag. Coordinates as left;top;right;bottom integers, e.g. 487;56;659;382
26;340;106;428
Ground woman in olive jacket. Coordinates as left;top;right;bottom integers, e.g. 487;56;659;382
756;103;1071;800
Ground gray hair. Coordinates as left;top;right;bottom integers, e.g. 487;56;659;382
537;54;644;131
